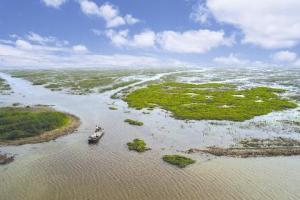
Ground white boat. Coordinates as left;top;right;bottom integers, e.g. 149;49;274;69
88;126;104;143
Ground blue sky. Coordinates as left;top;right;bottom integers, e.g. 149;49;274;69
1;0;300;68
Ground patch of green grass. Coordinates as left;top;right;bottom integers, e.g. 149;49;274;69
124;119;144;126
110;93;119;99
162;155;196;168
124;82;297;121
0;107;71;140
127;138;150;152
109;106;118;110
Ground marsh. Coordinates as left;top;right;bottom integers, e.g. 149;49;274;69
0;67;300;200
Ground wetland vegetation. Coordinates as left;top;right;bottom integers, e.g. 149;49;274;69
162;154;196;168
124;119;144;126
188;137;300;157
124;82;297;121
7;69;176;95
127;138;150;152
109;106;118;110
0;77;11;94
0;106;80;145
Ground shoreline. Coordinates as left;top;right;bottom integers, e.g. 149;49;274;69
0;113;80;146
0;153;14;165
187;146;300;158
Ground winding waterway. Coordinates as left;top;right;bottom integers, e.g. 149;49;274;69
0;70;300;200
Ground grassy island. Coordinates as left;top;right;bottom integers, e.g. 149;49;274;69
127;138;150;152
0;106;80;145
124;119;144;126
162;154;195;168
124;82;297;121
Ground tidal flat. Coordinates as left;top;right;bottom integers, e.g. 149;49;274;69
0;67;300;200
6;68;176;95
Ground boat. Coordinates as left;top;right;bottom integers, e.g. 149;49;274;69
88;126;104;144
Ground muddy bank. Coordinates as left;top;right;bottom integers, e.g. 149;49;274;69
187;138;300;158
0;154;14;165
188;147;300;158
0;113;80;146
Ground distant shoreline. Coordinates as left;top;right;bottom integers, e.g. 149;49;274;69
0;113;80;146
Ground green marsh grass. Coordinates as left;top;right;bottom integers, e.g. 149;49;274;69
124;119;144;126
162;155;195;168
127;138;150;152
124;82;297;121
0;107;71;140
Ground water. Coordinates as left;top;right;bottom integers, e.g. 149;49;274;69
0;69;300;200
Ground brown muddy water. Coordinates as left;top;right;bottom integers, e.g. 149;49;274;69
0;70;300;200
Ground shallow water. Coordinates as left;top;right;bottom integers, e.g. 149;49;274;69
0;69;300;200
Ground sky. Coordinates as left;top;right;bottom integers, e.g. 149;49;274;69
0;0;300;68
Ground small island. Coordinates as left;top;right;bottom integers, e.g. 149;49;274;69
109;106;118;110
0;106;80;145
162;154;196;168
127;138;150;152
124;119;144;126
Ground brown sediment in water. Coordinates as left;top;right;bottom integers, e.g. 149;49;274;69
187;137;300;158
0;113;80;146
0;154;14;165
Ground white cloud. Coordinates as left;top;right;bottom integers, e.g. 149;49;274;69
272;51;297;62
79;0;100;15
26;32;69;47
105;29;156;48
26;32;55;44
42;0;67;8
15;40;33;50
190;1;211;24
91;29;103;36
131;31;156;48
105;29;233;53
105;29;129;47
0;36;189;68
292;59;300;67
207;0;300;49
15;39;68;53
8;33;70;53
124;14;139;25
213;54;249;66
79;0;139;28
213;54;284;68
72;44;88;53
157;29;233;53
